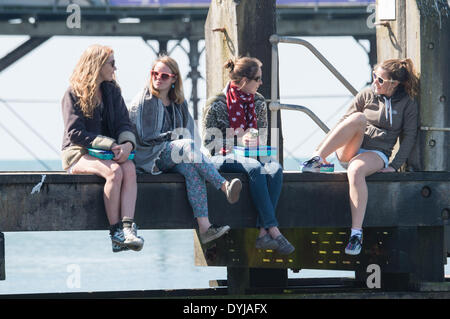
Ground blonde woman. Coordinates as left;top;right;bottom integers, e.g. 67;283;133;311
128;55;242;244
61;44;144;253
302;58;420;255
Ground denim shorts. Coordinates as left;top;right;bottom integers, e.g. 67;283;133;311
338;148;389;169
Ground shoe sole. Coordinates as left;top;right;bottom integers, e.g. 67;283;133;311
255;235;279;250
112;238;144;252
201;226;231;244
124;238;145;251
126;245;143;252
256;243;279;250
112;246;129;253
112;239;129;253
277;246;295;255
301;167;321;173
111;238;125;246
345;248;361;255
227;179;242;204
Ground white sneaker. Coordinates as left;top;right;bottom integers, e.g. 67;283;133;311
123;223;144;251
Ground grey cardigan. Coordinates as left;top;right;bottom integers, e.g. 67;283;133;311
128;87;194;174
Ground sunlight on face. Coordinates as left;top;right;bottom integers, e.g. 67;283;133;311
152;61;176;93
372;66;398;97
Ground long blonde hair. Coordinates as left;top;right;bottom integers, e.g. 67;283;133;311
70;44;115;118
149;55;185;105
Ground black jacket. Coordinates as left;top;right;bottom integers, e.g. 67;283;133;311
61;81;135;150
61;81;136;170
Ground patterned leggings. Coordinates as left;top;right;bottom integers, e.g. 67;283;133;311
156;139;226;218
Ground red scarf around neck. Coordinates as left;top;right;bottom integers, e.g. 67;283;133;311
226;83;258;134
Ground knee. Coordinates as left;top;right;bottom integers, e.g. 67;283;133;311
247;162;264;180
121;161;137;181
175;162;198;177
177;138;194;151
263;161;283;178
106;163;123;183
348;112;366;130
177;139;197;161
347;163;365;183
247;160;262;173
273;162;283;175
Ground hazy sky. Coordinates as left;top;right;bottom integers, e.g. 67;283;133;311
0;34;371;167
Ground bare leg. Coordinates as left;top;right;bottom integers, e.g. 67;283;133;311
346;152;384;229
315;112;366;162
71;155;124;225
118;160;137;220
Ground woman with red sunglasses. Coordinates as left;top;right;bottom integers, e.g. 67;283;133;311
302;58;420;255
128;55;242;244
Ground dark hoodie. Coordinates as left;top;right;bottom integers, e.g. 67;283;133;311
330;86;418;170
61;81;136;170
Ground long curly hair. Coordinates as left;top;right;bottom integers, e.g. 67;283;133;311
69;45;115;118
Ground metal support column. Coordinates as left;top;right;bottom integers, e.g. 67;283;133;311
187;38;203;120
158;39;169;55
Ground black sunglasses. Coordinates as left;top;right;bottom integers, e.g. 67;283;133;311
107;60;115;68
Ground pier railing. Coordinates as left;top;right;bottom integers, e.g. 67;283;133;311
268;35;359;161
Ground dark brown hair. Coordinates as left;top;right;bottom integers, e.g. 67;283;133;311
224;56;262;83
376;58;420;98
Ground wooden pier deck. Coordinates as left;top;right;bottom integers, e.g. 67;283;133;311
0;171;448;295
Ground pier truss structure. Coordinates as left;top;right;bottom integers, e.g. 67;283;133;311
0;0;376;120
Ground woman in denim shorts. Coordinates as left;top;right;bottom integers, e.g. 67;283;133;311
302;58;420;255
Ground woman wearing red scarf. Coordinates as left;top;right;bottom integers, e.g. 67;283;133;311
202;57;295;255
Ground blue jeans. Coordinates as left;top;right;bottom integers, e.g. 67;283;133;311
211;154;282;229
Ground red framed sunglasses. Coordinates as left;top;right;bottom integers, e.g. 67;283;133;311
151;70;176;81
